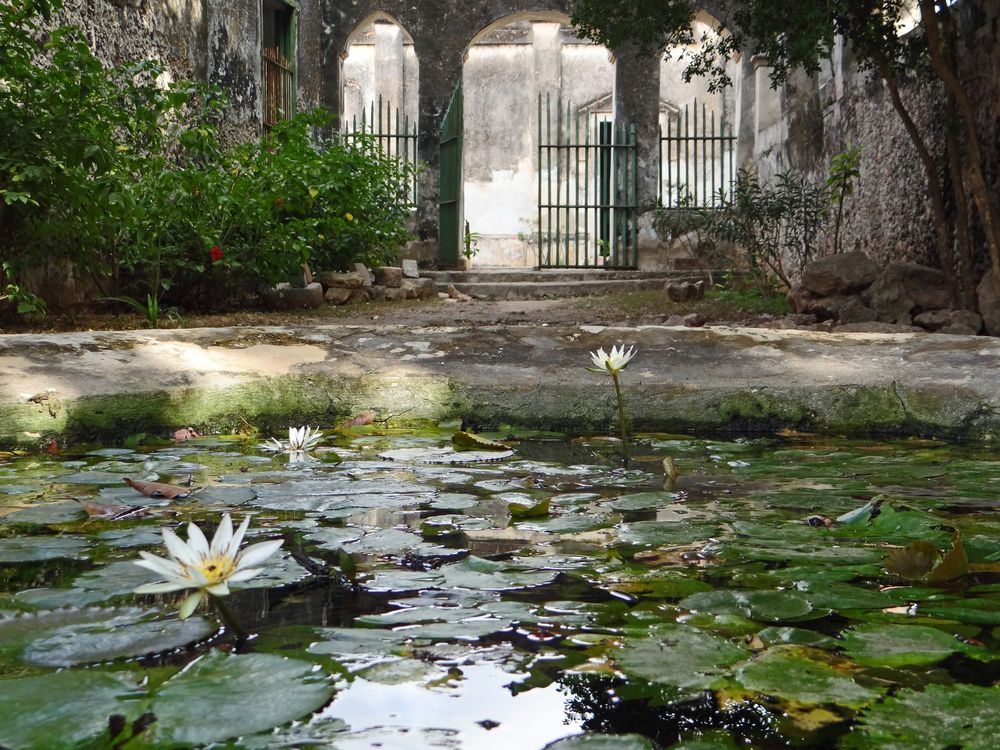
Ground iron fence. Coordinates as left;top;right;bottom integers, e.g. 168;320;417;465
262;47;294;130
659;99;735;208
343;95;419;207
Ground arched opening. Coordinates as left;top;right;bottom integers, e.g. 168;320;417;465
461;12;616;267
339;13;420;202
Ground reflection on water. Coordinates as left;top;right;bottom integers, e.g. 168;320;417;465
319;663;580;749
1;431;1000;748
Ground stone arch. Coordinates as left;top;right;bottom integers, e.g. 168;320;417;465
338;11;419;136
461;10;616;265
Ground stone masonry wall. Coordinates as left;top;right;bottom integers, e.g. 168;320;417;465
760;0;1000;273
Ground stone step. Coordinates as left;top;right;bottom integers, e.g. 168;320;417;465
423;267;705;300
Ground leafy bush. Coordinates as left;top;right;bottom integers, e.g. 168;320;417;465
1;1;415;317
656;168;829;294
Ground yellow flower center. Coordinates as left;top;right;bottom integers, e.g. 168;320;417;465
192;554;238;585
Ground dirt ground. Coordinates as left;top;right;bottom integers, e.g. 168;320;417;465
0;290;790;334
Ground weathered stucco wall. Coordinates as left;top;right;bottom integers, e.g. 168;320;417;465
53;0;328;145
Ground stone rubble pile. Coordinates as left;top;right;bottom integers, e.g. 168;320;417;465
786;251;989;336
266;262;437;310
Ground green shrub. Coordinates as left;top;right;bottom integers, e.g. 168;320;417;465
1;1;415;317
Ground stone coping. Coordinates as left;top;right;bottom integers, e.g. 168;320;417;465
0;324;997;447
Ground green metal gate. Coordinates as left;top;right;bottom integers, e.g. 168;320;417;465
438;81;463;267
537;94;638;269
343;95;419;207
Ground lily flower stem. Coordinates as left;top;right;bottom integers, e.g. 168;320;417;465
211;595;250;641
611;372;630;466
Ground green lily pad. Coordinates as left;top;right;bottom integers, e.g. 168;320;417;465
680;589;817;623
604;492;678;512
851;684;1000;749
23;611;215;667
612;624;748;700
0;535;89;562
735;646;881;708
149;651;334;744
840;623;974;667
380;447;515;463
355;657;439;684
1;501;87;526
439;556;556;591
453;431;511;451
0;670;139;749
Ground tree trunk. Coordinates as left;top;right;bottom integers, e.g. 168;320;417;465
873;54;958;305
919;0;1000;286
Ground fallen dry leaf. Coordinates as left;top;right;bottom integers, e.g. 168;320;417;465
338;411;377;429
172;427;200;442
123;477;192;499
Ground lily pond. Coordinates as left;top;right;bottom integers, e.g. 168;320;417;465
1;427;999;750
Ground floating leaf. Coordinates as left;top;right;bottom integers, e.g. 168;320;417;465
379;447;515;464
681;589;817;623
23;612;215;667
338;411;377;429
508;496;550;519
149;651;334;744
840;623;973;667
123;477;191;499
927;535;970;582
852;684;1000;749
0;535;89;562
453;431;510;451
0;671;140;750
612;624;748;699
885;540;939;580
735;646;881;708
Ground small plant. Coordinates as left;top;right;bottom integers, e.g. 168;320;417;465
705;168;827;293
827;145;862;255
107;293;161;328
463;220;481;259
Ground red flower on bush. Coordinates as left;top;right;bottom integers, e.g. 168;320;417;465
210;245;223;262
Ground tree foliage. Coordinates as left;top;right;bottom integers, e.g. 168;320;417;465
571;0;998;308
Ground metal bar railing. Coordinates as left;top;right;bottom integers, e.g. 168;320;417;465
536;94;638;269
342;94;419;207
659;98;736;209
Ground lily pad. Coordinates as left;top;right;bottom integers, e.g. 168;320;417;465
1;501;87;525
680;589;817;623
735;646;881;708
0;535;89;562
23;611;215;667
0;670;139;750
840;623;976;667
851;684;1000;749
379;447;515;463
149;651;334;744
612;624;748;700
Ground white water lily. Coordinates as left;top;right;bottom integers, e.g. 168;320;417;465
588;345;637;375
133;514;283;619
260;425;323;454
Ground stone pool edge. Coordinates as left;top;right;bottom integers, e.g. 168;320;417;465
0;324;997;447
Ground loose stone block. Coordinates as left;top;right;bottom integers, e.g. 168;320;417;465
353;263;374;287
402;259;420;279
315;271;364;290
325;287;352;305
375;266;404;288
264;282;324;310
401;277;436;300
